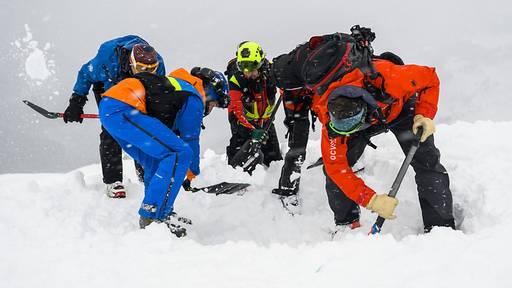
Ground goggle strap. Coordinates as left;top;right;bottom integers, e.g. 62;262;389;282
328;121;362;136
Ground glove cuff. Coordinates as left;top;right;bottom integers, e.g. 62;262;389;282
70;93;87;107
366;194;377;210
414;114;433;121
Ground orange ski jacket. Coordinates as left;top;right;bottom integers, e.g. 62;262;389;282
316;59;440;206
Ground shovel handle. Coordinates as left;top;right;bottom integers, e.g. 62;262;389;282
369;127;424;235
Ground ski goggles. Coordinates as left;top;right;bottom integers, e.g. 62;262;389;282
130;52;159;74
131;61;159;74
328;107;366;135
237;60;262;72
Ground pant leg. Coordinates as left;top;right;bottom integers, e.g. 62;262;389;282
93;82;123;185
261;123;283;166
98;128;123;184
389;97;455;231
323;135;368;225
278;109;310;192
99;98;192;220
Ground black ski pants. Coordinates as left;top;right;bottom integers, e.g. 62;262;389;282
226;112;282;168
277;103;310;194
323;97;455;231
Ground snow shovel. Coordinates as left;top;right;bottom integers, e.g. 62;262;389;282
190;182;251;195
23;100;99;119
230;95;283;172
369;127;423;235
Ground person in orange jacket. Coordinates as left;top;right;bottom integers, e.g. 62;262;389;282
312;58;455;233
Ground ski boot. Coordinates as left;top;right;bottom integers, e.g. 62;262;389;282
272;187;301;215
139;217;154;229
331;220;361;240
139;213;192;238
105;181;126;198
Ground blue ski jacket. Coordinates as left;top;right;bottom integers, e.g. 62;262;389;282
72;35;166;98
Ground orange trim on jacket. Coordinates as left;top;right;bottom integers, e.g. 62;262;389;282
102;78;147;113
168;68;207;105
316;59;441;206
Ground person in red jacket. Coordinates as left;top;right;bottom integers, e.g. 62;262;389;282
225;41;282;172
313;59;455;233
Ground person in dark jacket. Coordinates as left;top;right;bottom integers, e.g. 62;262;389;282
64;35;165;198
99;67;230;237
225;41;282;173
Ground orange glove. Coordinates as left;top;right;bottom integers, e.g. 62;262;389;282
186;170;196;181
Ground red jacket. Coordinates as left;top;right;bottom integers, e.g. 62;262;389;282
316;59;440;206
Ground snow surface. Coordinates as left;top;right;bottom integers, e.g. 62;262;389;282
2;121;511;288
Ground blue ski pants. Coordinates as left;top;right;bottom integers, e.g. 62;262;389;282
99;97;192;220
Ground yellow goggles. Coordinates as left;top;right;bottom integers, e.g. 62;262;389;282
132;61;159;73
130;50;159;74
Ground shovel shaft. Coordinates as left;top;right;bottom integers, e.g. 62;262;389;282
370;127;423;234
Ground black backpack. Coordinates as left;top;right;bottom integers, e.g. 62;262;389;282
272;25;378;95
134;72;189;129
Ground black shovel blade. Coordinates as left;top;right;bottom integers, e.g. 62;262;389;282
198;182;251;195
23;100;61;119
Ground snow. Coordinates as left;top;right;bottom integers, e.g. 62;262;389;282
17;24;54;81
25;48;52;81
1;121;511;287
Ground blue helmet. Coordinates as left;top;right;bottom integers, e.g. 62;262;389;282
191;67;231;112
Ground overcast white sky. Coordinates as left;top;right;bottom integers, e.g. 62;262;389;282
1;0;511;173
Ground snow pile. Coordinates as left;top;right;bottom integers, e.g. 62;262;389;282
1;121;511;287
12;24;55;83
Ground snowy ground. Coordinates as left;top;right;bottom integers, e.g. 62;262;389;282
1;121;512;288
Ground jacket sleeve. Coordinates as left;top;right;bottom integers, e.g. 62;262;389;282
388;64;440;119
175;96;203;176
72;39;119;97
72;58;100;97
228;82;255;130
321;127;376;206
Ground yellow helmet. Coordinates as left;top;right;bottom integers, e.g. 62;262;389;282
236;41;264;72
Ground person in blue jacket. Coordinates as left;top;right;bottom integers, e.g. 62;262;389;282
64;35;165;198
99;67;230;237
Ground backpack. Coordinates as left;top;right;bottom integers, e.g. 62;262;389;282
133;72;189;129
272;26;378;95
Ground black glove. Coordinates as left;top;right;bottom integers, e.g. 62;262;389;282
63;93;87;123
182;179;199;192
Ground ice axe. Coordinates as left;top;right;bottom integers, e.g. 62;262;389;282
230;95;283;172
23;100;99;119
369;127;423;235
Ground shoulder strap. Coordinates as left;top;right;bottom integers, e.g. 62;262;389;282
168;68;206;103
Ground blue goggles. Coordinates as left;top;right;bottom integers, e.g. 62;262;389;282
328;107;366;135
